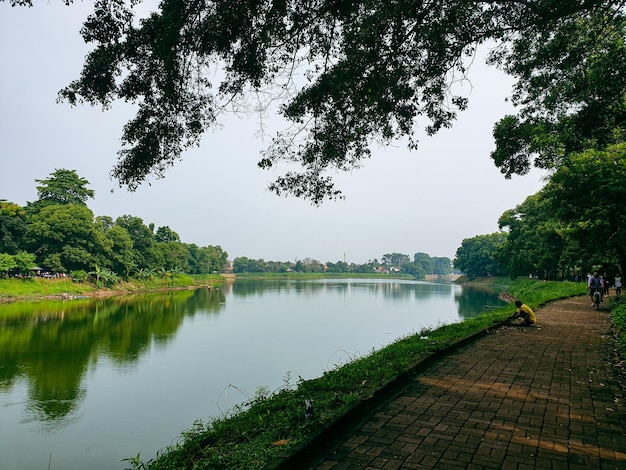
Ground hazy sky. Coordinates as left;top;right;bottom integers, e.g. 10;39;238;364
0;3;547;264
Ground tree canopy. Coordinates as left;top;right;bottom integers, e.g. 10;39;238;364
32;169;95;208
6;0;624;203
1;169;228;276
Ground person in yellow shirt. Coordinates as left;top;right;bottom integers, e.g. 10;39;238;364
508;300;537;326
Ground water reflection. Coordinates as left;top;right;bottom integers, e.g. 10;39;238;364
0;287;225;423
227;277;458;300
455;284;506;318
0;279;506;469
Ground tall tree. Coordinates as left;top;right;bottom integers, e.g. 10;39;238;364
7;0;622;203
542;143;626;273
22;204;100;272
498;194;570;279
115;215;163;270
32;169;95;208
0;200;26;254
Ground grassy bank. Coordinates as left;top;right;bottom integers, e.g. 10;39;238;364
124;278;588;470
609;295;626;350
0;274;223;303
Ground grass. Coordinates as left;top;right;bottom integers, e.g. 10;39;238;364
123;277;589;470
0;273;222;303
608;294;626;350
0;277;96;299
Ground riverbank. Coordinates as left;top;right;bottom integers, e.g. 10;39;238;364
0;274;226;304
0;272;437;304
122;278;590;470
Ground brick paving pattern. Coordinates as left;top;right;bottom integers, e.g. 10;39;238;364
310;296;626;469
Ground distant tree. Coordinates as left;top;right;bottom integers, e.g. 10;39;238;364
401;261;426;279
94;215;115;232
155;226;181;243
233;256;265;273
454;233;508;279
157;241;190;273
382;253;410;268
31;169;95;208
413;252;433;274
325;261;350;273
22;204;100;272
98;223;136;277
498;194;570;280
13;251;36;275
115;215;163;270
0;253;16;276
202;245;228;273
293;258;324;273
432;257;452;276
0;200;26;254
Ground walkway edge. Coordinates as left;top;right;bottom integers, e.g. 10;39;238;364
266;322;504;469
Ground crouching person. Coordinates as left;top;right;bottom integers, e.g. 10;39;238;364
508;300;537;326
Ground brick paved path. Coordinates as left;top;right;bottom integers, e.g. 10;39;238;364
308;296;626;469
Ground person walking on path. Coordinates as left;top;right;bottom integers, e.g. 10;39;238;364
588;270;603;306
615;273;622;297
300;296;626;470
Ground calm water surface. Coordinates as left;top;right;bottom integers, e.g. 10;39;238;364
0;278;505;469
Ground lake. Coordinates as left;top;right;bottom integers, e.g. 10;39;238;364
0;278;505;469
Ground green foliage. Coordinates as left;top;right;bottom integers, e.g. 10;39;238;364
544;144;626;272
0;199;26;254
12;251;36;274
23;203;99;272
70;270;88;283
88;265;119;287
491;13;626;178
382;253;410;267
0;253;16;275
497;143;626;281
498;194;571;279
32;168;95;208
454;233;508;279
1;169;228;281
609;296;626;349
25;0;617;203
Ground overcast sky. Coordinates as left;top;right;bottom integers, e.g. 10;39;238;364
0;3;547;264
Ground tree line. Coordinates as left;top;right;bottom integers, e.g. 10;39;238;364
232;252;453;277
454;145;626;280
1;169;453;282
0;169;228;282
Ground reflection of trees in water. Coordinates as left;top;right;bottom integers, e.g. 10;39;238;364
0;287;225;422
455;285;507;319
229;278;454;300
